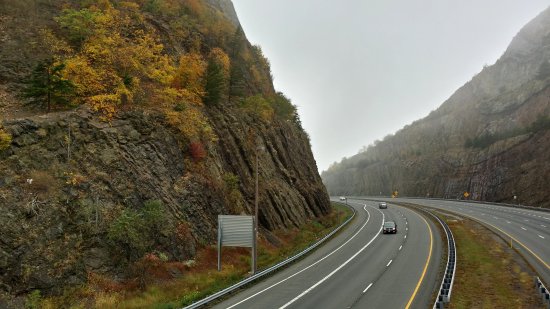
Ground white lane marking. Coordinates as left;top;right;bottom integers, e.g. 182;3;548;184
404;235;407;239
481;213;485;216
506;221;511;224
521;227;527;231
363;283;373;293
406;227;408;231
493;216;498;219
386;260;393;267
226;204;376;309
278;208;385;309
399;245;403;251
542;225;547;228
539;235;545;239
524;219;529;222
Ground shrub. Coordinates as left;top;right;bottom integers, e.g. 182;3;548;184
0;128;12;150
25;290;42;309
107;200;172;261
189;141;207;161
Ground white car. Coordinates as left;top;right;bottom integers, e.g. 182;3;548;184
339;196;346;201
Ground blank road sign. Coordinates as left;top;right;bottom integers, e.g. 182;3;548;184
218;215;254;247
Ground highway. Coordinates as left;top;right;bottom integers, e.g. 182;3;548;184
373;198;550;284
214;200;442;309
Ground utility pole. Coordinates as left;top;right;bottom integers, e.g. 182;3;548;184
253;144;259;274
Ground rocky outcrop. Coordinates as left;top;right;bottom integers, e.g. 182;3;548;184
0;0;331;301
0;103;330;297
323;6;550;208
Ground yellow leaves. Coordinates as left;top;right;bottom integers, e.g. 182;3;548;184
209;48;230;74
165;104;217;144
64;55;107;97
0;128;12;151
38;28;73;58
88;94;118;121
173;53;206;103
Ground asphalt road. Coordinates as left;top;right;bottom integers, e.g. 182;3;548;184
214;200;442;309
374;198;550;284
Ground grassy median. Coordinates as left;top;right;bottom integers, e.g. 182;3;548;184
446;217;541;308
40;203;353;308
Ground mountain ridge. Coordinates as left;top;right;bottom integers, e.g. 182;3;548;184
322;6;550;207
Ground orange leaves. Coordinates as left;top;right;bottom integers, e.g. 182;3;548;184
189;141;207;161
55;2;176;120
172;52;206;104
209;47;230;74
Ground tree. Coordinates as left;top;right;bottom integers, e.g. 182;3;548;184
23;60;75;112
204;48;230;105
228;27;248;102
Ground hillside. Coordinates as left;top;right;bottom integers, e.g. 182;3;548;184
0;0;330;306
322;6;550;207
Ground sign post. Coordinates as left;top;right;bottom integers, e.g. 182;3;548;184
217;215;255;273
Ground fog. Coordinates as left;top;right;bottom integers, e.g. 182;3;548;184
231;0;550;172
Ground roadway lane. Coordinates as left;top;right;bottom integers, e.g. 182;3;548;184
376;198;550;284
214;200;441;309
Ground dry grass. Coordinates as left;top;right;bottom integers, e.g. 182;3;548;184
447;218;542;309
41;203;352;308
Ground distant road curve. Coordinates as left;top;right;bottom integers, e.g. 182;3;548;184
369;197;550;285
214;199;442;309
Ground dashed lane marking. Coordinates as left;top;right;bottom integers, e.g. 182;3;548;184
363;283;373;293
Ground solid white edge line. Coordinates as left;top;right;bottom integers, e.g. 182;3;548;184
226;204;375;309
539;235;545;239
278;208;385;309
363;283;373;293
386;259;392;267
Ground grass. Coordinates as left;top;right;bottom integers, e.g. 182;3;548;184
446;218;540;309
40;202;352;308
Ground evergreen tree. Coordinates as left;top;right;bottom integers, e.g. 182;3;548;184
204;59;225;105
228;27;248;102
23;60;75;112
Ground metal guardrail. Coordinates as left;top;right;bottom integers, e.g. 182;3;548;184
535;277;550;308
183;203;356;309
429;212;456;309
398;196;550;213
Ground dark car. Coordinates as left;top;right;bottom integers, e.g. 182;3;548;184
382;221;397;234
379;202;387;209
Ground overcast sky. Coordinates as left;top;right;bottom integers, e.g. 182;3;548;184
231;0;550;172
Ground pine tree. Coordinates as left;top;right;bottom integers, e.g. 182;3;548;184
23;60;75;112
204;60;225;105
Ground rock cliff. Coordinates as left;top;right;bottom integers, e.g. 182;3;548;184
0;0;330;303
322;6;550;208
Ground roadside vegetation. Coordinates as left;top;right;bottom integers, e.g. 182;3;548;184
37;203;352;308
446;217;541;308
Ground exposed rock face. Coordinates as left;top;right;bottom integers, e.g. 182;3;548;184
322;6;550;208
0;0;330;302
205;0;241;27
0;104;329;297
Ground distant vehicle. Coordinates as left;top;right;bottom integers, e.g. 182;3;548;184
383;221;397;234
379;202;387;209
339;196;346;201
